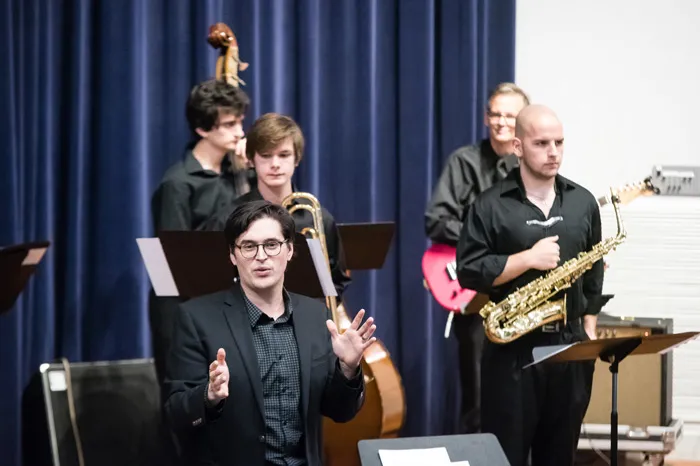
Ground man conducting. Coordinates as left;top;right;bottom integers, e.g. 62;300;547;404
163;200;375;466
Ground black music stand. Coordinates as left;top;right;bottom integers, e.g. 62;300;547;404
0;241;50;314
337;222;395;270
136;231;326;300
526;331;700;466
357;433;510;466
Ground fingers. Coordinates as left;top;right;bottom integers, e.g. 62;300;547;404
362;323;377;342
547;235;559;242
210;348;229;393
350;309;366;329
357;315;374;335
326;319;339;338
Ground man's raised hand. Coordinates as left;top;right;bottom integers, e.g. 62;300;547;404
207;348;229;403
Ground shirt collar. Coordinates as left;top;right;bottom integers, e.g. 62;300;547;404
183;149;233;176
247;183;302;203
243;288;294;327
500;167;575;199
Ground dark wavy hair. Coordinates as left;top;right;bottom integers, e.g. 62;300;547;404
185;79;250;135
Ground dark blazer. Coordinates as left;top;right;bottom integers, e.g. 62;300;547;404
163;283;365;466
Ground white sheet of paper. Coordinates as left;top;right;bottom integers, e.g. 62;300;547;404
377;447;452;466
22;247;47;265
136;238;179;297
523;343;576;368
306;238;337;297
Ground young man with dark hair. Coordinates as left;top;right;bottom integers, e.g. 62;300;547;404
152;78;252;233
164;200;375;466
424;82;530;434
456;104;601;466
202;112;351;299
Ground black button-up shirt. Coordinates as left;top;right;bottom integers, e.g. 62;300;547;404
201;187;352;299
151;150;251;232
425;139;519;246
456;169;605;322
243;290;305;466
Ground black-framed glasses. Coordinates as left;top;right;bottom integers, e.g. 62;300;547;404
235;240;288;259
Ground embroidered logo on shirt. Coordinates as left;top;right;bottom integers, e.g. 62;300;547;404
526;216;563;227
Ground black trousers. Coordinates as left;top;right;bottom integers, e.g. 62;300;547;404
481;324;595;466
453;312;486;433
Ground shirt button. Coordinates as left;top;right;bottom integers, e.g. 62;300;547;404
278;354;283;360
283;421;288;426
258;435;266;443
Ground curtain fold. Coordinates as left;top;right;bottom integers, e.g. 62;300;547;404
0;0;516;463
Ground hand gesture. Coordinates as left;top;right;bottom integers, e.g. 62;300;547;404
527;235;560;270
207;348;229;403
233;137;250;170
326;309;376;375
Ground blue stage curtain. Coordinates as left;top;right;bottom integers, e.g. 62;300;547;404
0;0;515;463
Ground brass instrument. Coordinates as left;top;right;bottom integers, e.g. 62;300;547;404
281;191;340;325
480;188;627;344
281;191;406;466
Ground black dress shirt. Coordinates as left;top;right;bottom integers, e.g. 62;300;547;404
151;149;248;232
201;188;352;299
243;291;305;465
425;139;519;246
456;169;605;322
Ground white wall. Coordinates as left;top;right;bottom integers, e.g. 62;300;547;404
516;0;700;459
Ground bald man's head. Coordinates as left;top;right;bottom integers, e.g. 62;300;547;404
512;104;564;181
514;104;562;139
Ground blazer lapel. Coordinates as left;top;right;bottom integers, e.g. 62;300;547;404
291;293;313;423
221;285;264;416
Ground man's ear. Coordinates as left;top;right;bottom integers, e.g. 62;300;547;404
286;242;294;261
194;127;209;139
513;137;524;157
229;252;237;267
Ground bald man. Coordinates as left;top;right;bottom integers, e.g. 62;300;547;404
455;105;603;466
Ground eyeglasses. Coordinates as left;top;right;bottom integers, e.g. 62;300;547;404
235;240;288;259
487;111;517;122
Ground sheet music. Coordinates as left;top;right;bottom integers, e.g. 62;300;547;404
306;238;337;297
523;343;576;368
135;238;179;297
378;447;456;466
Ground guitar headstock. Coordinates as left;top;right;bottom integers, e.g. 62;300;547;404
610;177;660;205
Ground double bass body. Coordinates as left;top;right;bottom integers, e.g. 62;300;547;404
322;304;406;466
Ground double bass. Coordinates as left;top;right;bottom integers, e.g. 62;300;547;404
207;23;253;194
206;23;406;466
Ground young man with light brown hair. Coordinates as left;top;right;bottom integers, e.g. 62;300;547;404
203;112;351;298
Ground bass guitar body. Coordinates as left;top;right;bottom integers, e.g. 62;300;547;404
323;304;405;466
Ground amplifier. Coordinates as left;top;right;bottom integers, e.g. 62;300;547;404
583;314;673;428
22;358;165;466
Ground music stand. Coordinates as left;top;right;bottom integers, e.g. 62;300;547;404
337;222;395;270
526;331;700;466
357;433;510;466
136;231;325;299
0;241;50;314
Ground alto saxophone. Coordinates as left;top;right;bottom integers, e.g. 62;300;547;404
479;188;627;344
